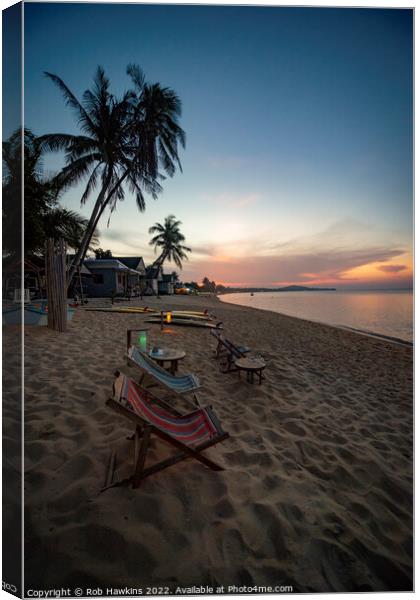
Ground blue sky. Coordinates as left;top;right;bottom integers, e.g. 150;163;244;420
22;3;413;288
3;2;21;135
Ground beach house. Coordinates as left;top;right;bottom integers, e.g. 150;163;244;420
115;257;147;296
83;258;142;298
158;273;176;295
145;265;163;295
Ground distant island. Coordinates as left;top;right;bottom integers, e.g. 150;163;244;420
218;285;336;294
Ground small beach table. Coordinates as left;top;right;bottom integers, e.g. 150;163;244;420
149;348;186;375
235;356;266;384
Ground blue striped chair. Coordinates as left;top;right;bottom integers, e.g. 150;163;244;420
127;346;200;407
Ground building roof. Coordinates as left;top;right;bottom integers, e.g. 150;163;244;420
79;264;93;276
116;257;146;273
84;259;131;272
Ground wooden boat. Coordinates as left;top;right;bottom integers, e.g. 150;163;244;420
3;301;75;326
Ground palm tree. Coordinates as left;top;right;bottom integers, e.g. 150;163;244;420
2;128;98;257
149;215;191;272
39;64;185;285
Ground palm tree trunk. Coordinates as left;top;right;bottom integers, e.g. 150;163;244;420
68;169;129;287
149;252;167;297
68;172;112;284
68;194;105;284
89;170;130;240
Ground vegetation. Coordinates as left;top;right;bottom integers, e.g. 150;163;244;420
176;278;224;294
201;276;216;292
39;65;185;285
149;215;191;270
183;281;200;291
2;128;98;257
94;248;113;259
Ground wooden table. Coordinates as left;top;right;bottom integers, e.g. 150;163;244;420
149;348;186;375
235;356;266;384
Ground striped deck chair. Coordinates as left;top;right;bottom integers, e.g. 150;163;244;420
127;346;200;406
107;373;229;487
210;329;251;373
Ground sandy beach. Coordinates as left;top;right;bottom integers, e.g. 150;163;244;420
8;294;412;592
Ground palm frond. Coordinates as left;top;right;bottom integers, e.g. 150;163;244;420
37;133;82;153
55;154;99;195
80;163;101;205
44;72;96;134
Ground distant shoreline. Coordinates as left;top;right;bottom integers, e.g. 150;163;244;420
218;287;412;294
219;285;336;293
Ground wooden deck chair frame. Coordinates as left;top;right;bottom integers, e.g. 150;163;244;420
210;329;251;373
106;378;229;488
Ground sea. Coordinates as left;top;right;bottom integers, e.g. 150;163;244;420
220;290;413;343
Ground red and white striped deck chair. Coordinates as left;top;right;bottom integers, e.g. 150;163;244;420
107;372;229;487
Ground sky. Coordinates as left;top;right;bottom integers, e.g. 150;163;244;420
21;3;413;289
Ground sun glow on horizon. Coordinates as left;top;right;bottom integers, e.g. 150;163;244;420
182;248;413;290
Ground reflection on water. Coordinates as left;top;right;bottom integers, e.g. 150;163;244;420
221;290;413;342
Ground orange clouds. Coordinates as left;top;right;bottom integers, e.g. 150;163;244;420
377;264;407;273
342;254;412;284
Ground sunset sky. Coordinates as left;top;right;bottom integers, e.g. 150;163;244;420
22;3;413;289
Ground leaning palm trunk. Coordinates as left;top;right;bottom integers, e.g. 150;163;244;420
151;252;167;271
68;185;108;284
72;162;161;287
89;170;130;240
147;253;167;297
68;170;130;286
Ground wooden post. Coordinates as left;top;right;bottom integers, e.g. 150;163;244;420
133;425;151;488
45;238;67;332
127;329;132;355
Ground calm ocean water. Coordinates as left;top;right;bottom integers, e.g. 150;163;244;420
220;290;413;343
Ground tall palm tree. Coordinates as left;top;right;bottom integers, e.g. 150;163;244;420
149;215;191;271
39;64;185;285
2;128;98;257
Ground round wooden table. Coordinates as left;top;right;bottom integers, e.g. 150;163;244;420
149;348;186;375
235;356;266;384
